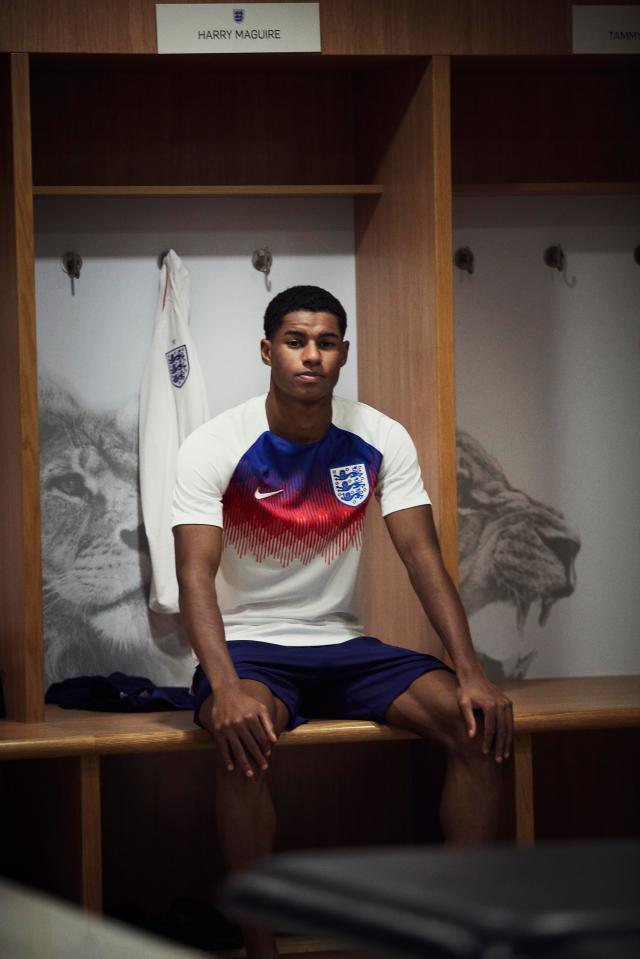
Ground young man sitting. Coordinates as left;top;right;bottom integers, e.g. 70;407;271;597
172;285;513;959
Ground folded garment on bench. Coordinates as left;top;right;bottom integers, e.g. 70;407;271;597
45;673;194;712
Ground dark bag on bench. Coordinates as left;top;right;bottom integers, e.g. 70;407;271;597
45;672;194;712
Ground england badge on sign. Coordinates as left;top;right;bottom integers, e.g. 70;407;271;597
233;9;245;23
166;344;190;388
329;463;370;508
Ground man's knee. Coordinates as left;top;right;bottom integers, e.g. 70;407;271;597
388;674;485;760
430;699;485;759
237;679;290;736
448;713;493;761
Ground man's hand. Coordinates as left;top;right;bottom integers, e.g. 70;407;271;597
175;524;279;779
384;506;514;764
456;672;513;763
206;685;278;778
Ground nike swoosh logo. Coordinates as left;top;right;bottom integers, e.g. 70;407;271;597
254;488;284;500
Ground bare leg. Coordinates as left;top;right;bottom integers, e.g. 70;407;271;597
200;679;290;959
385;670;505;844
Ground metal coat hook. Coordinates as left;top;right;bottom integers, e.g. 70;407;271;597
61;250;82;296
252;247;273;291
454;246;474;274
544;245;565;272
544;244;577;288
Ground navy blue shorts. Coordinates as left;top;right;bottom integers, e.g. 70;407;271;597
192;636;454;731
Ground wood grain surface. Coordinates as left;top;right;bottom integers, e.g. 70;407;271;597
0;57;23;722
0;1;579;56
513;732;534;846
33;185;385;197
13;54;44;724
499;675;640;731
1;676;638;760
0;710;417;760
354;58;446;656
431;56;458;584
0;54;43;723
452;55;640;185
30;57;356;186
454;182;640;196
0;756;99;903
79;755;103;911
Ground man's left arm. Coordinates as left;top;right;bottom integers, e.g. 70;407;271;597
384;504;513;762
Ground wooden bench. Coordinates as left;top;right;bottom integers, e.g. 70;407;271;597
1;675;639;914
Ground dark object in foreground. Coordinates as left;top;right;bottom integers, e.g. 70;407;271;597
220;840;640;959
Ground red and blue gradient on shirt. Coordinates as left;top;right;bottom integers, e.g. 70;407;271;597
223;426;382;566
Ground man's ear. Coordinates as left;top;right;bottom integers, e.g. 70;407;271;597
340;339;350;367
260;338;272;366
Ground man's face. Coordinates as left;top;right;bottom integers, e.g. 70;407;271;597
261;310;349;403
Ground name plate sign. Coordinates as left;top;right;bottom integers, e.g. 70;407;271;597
572;5;640;52
156;3;321;53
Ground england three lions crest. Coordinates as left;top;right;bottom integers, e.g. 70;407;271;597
166;344;190;388
330;463;370;508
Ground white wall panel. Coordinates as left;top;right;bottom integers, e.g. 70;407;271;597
454;194;640;679
34;197;357;686
35;196;358;412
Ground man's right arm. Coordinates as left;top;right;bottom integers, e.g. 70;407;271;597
174;524;277;777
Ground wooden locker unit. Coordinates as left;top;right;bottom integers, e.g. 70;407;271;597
0;47;456;917
0;0;587;58
0;49;454;721
448;50;640;849
2;0;639;927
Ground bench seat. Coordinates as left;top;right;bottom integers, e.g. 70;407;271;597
0;709;417;760
1;674;638;912
1;675;638;761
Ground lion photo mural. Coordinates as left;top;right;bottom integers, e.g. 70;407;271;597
39;378;193;688
457;429;581;679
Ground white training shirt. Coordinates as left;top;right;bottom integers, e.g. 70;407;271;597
172;394;430;646
139;250;209;614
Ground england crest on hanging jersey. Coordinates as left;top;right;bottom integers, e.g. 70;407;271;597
166;344;190;388
329;463;370;507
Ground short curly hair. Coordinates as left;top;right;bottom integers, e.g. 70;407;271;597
263;286;347;340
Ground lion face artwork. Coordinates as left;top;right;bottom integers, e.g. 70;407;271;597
457;430;581;679
39;378;193;688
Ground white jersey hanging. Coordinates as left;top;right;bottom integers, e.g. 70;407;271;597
139;250;209;613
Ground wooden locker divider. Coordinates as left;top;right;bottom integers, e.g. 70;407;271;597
78;755;103;911
430;56;458;584
354;56;455;655
514;733;535;847
0;53;43;723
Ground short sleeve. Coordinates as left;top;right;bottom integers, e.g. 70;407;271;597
171;429;227;528
376;421;430;517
